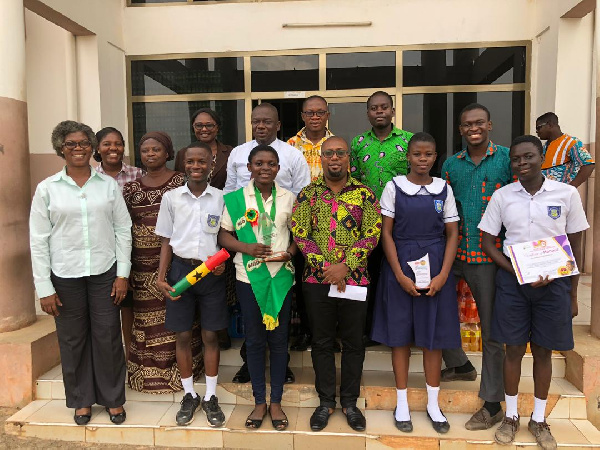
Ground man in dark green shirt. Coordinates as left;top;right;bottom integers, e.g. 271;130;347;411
441;103;513;431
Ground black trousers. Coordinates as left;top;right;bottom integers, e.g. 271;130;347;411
303;283;367;409
52;264;126;409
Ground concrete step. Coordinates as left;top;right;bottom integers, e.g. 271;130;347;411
220;339;567;377
6;400;600;448
36;364;584;418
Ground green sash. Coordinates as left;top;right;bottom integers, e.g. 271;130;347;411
224;186;294;330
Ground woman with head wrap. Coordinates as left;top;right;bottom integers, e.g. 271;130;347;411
30;120;131;425
123;131;203;393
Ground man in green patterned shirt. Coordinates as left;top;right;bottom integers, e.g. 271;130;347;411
350;91;413;199
440;103;513;432
350;91;413;345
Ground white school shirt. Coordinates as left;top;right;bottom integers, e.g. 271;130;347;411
29;166;132;298
155;184;224;260
379;176;460;223
223;139;311;195
221;180;296;283
478;178;589;257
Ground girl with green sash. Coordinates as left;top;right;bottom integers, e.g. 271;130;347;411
218;144;297;431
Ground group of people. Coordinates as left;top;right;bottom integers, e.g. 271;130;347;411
29;90;594;449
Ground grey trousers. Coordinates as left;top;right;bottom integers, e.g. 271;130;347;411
442;261;505;403
52;264;126;409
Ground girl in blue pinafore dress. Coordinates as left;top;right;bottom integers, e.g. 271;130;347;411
371;132;461;434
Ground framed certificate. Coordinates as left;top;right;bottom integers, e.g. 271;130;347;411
507;235;579;285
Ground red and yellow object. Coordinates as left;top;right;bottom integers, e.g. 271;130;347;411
170;249;230;297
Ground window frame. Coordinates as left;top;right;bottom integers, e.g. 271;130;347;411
127;42;531;164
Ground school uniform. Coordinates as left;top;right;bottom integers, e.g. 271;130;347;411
371;176;461;349
478;178;589;350
155;183;228;332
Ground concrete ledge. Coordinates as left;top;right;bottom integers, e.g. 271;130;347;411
0;315;59;407
564;325;600;429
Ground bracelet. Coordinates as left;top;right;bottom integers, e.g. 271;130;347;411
117;276;128;280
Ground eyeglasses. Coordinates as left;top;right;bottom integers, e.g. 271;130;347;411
302;110;328;117
193;123;216;131
322;149;349;158
63;140;91;150
535;122;548;131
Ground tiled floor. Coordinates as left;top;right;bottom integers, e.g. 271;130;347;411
6;401;600;448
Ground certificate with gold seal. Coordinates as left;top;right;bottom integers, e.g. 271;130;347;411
507;235;578;285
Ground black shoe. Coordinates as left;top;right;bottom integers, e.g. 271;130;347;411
363;336;379;347
427;409;450;434
201;395;225;427
290;333;311;351
285;366;295;384
333;340;341;353
232;363;250;383
218;330;232;351
393;408;413;433
74;409;91;426
310;406;333;431
176;392;201;426
344;406;366;431
105;407;126;425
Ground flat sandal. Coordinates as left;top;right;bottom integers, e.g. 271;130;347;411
269;405;289;431
245;407;267;429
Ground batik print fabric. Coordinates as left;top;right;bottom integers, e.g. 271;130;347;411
542;134;594;184
123;172;203;393
291;176;382;286
350;126;413;199
441;141;513;264
287;127;334;181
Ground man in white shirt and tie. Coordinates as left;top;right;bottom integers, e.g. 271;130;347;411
225;103;310;384
224;103;310;196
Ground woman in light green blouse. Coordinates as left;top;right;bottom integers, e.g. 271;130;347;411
29;120;132;426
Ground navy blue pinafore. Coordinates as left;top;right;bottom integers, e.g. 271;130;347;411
371;180;461;350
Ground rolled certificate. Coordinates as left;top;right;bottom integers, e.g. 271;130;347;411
170;249;231;297
407;253;431;290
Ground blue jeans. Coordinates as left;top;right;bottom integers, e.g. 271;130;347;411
236;281;292;404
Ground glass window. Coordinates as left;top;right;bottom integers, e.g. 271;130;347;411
131;100;245;168
326;52;395;90
131;0;186;3
131;58;244;96
403;47;526;87
327;102;374;145
402;91;525;175
251;55;318;92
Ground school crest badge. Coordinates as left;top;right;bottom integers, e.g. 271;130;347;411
434;200;443;214
547;206;561;220
207;214;220;228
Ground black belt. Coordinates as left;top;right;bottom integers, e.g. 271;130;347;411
173;254;204;267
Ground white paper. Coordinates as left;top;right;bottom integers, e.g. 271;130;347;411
407;253;431;289
328;284;368;301
507;235;579;285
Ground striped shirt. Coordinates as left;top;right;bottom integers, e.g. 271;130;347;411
96;162;144;190
541;134;594;184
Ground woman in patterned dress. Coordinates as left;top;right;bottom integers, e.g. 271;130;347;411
124;131;203;393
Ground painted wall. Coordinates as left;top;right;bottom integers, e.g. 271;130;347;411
123;0;537;56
